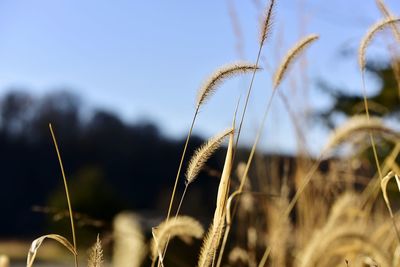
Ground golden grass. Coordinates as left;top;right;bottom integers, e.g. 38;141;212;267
273;34;319;88
151;216;204;265
359;17;400;71
21;1;400;267
186;128;233;185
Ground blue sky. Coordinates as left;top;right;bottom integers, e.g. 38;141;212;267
0;0;398;154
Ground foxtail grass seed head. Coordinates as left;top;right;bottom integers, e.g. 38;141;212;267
186;128;234;185
151;216;204;260
273;34;319;88
324;115;398;151
359;18;400;70
259;0;275;46
196;63;260;109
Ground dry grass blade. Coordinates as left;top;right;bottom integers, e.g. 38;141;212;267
186;128;233;185
213;125;235;226
88;235;103;267
196;63;260;109
48;124;78;267
359;17;400;70
199;130;234;267
259;0;275;47
151;216;204;261
273;34;319;88
380;171;400;244
198;221;224;267
381;171;395;210
27;234;77;267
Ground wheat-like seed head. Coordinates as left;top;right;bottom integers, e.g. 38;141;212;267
151;216;204;260
186;128;234;185
196;63;260;109
273;34;319;88
359;17;400;70
88;235;104;267
259;0;275;47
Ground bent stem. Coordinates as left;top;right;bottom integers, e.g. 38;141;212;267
49;124;78;267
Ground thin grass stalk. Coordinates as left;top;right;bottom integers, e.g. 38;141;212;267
361;74;383;179
165;108;198;223
233;45;263;162
237;34;318;214
376;0;400;99
216;191;278;267
359;62;400;241
49;124;78;267
162;128;231;264
234;89;277;218
158;184;189;264
233;0;275;160
376;0;400;42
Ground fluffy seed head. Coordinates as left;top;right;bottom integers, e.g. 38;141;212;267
273;34;319;88
259;0;275;46
196;63;260;109
324;115;399;151
359;18;400;70
186;128;234;185
151;216;204;260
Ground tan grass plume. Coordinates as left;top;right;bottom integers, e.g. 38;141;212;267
273;34;319;88
323;115;399;152
88;235;103;267
186;128;233;185
359;17;400;70
151;216;204;261
196;63;259;109
259;0;275;47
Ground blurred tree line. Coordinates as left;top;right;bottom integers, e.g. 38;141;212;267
317;60;400;125
0;90;227;240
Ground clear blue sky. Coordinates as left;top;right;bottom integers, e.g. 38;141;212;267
0;0;398;154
